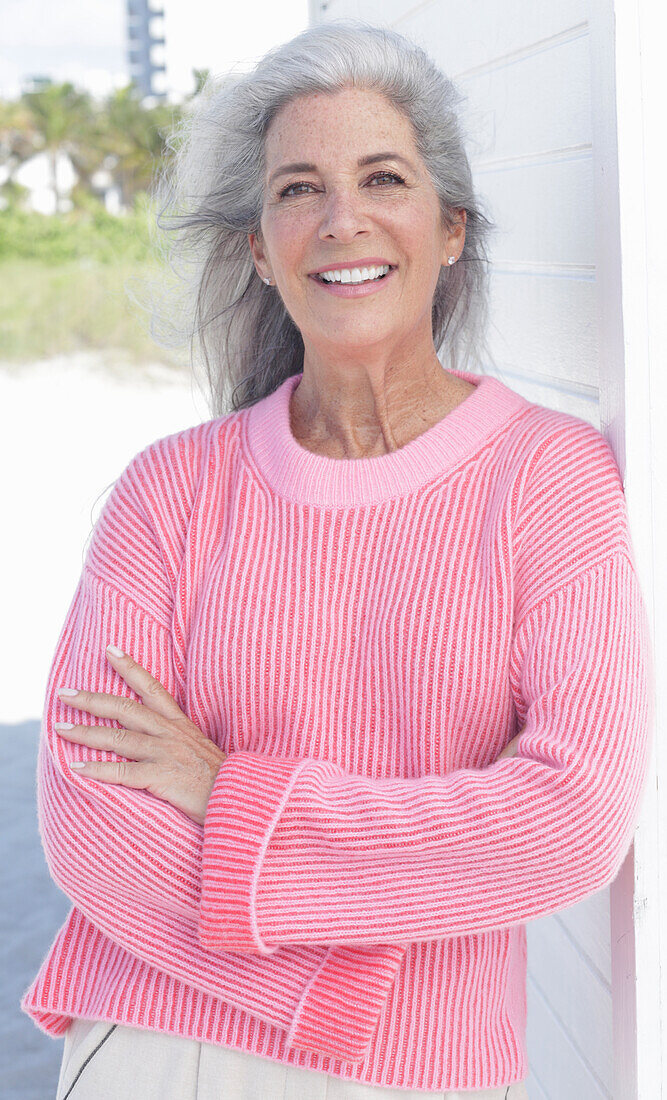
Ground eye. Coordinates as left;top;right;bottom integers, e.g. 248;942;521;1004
367;171;405;186
278;181;316;198
278;171;406;199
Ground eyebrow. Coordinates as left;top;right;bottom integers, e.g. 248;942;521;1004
268;152;415;188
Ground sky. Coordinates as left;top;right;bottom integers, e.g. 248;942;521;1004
0;0;310;101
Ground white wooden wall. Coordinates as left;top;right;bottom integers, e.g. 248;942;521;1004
307;2;628;1097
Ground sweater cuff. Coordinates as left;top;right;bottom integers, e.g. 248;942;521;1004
197;751;310;955
285;943;407;1062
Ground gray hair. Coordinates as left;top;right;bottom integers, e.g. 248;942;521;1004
144;20;497;415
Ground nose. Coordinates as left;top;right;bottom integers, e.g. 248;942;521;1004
318;188;371;243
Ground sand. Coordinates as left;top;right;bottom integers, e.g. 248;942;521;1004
1;352;206;1096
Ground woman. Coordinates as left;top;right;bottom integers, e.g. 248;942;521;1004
21;21;653;1100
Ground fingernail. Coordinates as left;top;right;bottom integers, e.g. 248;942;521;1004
58;687;79;697
55;722;74;730
106;644;125;658
70;762;87;769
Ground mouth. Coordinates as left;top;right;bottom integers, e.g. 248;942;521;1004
310;263;396;286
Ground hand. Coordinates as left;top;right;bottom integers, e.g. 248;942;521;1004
496;728;525;761
54;645;227;826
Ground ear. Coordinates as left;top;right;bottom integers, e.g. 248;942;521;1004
440;208;467;266
248;231;270;282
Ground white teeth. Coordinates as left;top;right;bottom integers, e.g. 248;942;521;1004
318;264;391;284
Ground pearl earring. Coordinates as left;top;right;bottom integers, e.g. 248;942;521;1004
447;256;456;265
263;276;272;285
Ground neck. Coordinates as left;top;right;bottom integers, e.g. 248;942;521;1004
290;343;470;460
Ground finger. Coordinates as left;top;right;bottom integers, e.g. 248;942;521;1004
55;723;148;759
69;759;151;788
497;732;524;760
56;687;159;733
105;645;185;721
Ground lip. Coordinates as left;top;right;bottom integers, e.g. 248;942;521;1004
308;257;395;275
309;265;397;298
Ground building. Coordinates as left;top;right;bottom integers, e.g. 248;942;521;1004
126;0;166;100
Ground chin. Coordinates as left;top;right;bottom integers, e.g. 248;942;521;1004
313;323;397;347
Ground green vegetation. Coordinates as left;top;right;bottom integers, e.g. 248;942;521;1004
1;79;183;213
0;196;153;264
0;77;198;365
0;200;173;362
0;256;167;362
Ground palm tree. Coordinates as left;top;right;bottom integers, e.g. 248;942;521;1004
0;98;41;206
98;84;180;210
21;81;95;212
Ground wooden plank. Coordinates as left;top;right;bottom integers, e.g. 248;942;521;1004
319;0;588;74
457;32;592;164
476;154;595;267
483;273;598;410
555;888;612;985
526;972;611;1098
527;912;613;1091
588;0;663;1089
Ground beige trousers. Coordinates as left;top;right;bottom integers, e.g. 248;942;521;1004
56;1017;530;1100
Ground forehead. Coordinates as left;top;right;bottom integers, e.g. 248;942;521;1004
264;87;419;166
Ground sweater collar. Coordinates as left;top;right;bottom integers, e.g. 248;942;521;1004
244;366;530;507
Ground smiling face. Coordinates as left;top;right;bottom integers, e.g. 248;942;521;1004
248;86;466;364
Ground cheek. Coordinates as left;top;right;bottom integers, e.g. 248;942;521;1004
266;211;312;273
388;204;442;257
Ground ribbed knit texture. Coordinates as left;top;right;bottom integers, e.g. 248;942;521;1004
21;366;654;1092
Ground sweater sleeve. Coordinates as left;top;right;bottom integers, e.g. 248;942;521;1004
197;422;656;952
37;445;406;1061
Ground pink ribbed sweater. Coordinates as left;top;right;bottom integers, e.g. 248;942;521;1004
22;366;654;1093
